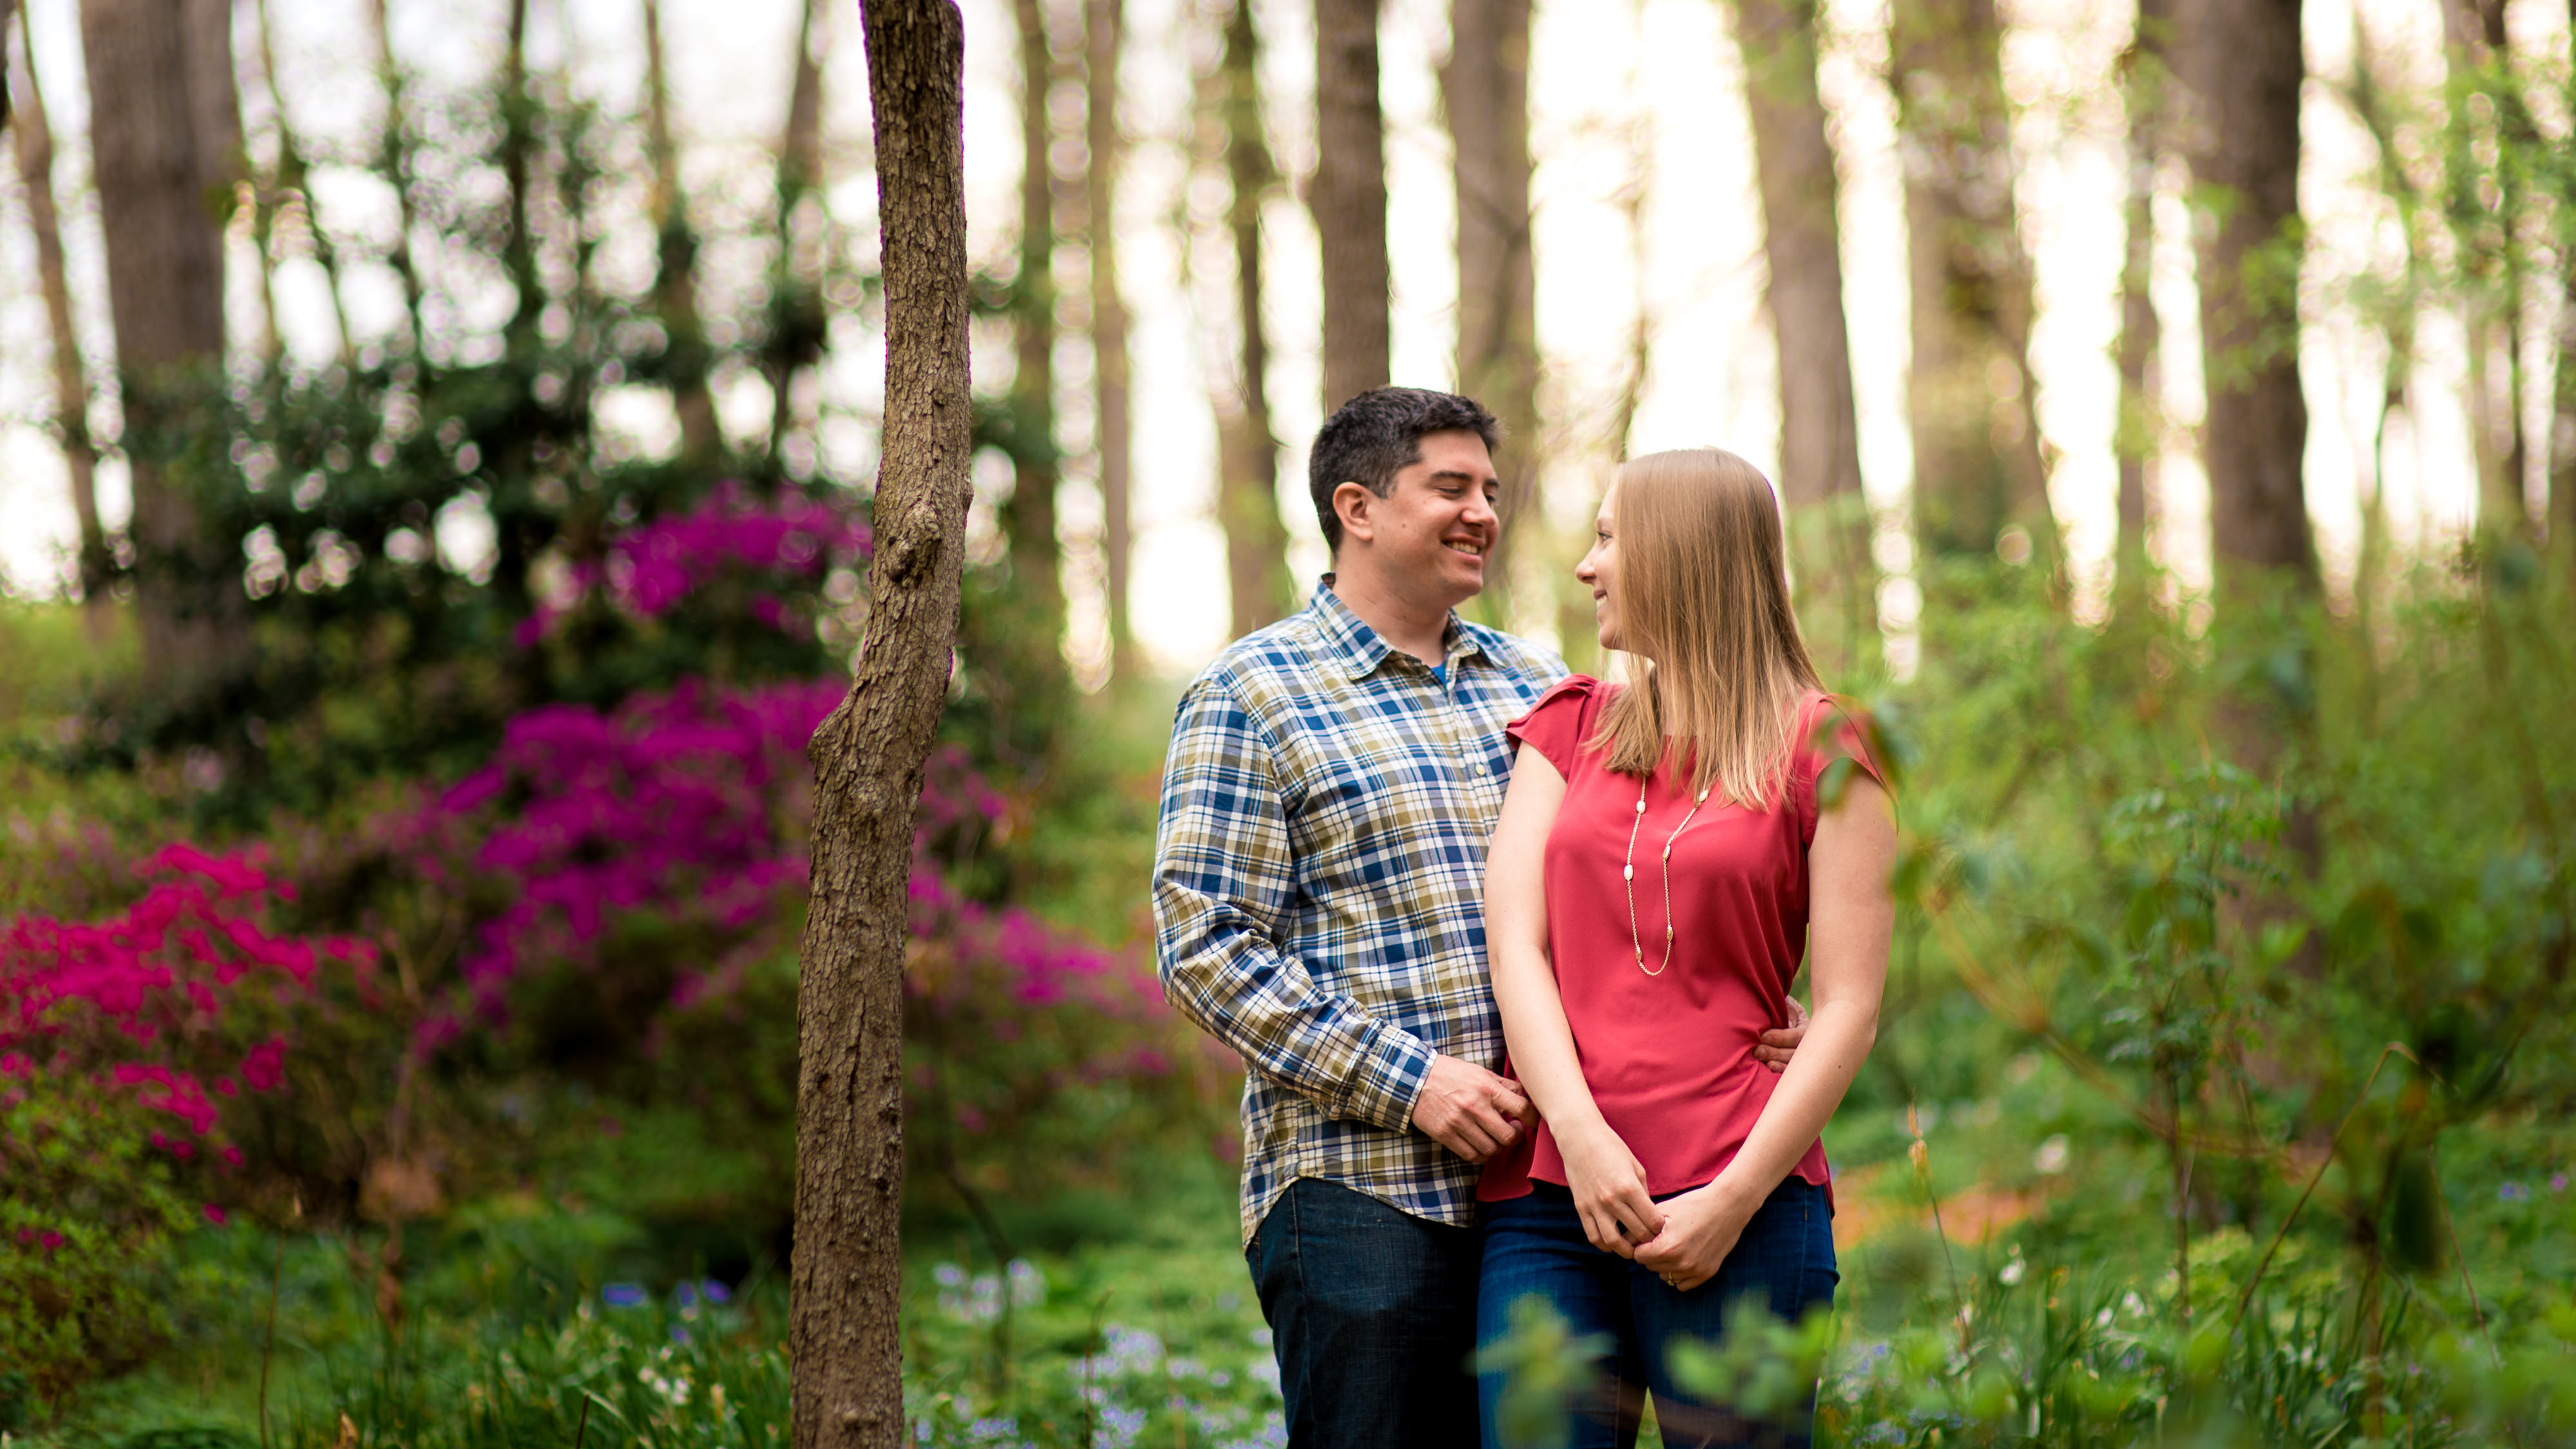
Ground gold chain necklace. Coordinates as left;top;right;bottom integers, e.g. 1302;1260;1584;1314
1622;774;1709;976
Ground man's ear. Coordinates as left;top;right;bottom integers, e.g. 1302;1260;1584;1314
1332;481;1379;547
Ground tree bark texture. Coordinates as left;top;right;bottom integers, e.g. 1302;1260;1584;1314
1086;0;1135;676
643;0;719;464
1727;0;1871;669
79;0;234;681
1889;0;2054;566
1440;0;1538;602
9;6;110;630
1313;0;1388;412
1213;0;1292;639
2177;0;2312;591
788;1;970;1444
2112;0;2172;615
1007;0;1063;616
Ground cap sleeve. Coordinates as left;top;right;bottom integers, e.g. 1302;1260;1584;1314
1504;674;1604;780
1795;692;1889;845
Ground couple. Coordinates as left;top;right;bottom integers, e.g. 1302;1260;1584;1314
1153;388;1894;1449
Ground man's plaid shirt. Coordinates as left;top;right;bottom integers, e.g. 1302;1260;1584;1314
1153;582;1567;1243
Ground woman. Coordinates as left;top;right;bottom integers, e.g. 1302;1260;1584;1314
1474;448;1895;1449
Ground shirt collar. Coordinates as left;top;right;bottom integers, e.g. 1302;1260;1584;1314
1307;576;1490;682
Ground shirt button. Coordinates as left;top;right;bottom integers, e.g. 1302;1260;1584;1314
1468;760;1484;776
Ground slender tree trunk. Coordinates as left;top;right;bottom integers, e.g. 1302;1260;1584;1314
2452;0;2532;539
1211;0;1291;639
1441;0;1538;613
366;0;428;360
10;6;111;638
251;0;356;366
1313;0;1388;410
500;0;538;355
643;0;719;464
2557;0;2576;554
2179;0;2313;592
183;0;243;323
79;0;235;683
2113;0;2172;620
2181;0;2318;969
0;0;14;131
1728;0;1872;676
1891;0;2056;573
1007;0;1062;617
788;1;969;1443
768;0;828;462
1086;0;1136;676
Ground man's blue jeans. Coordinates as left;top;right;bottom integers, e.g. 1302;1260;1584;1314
1247;1177;1482;1448
1475;1178;1837;1449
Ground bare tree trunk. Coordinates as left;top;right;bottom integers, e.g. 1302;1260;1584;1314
251;0;356;366
366;0;428;360
1441;0;1538;612
1314;0;1388;410
1209;0;1291;639
500;0;538;355
79;0;235;683
184;0;243;323
2557;0;2576;555
2179;0;2313;592
9;5;110;638
1891;0;2055;573
768;0;828;461
2112;0;2172;620
1007;0;1062;618
1086;0;1136;676
2446;0;2532;539
643;0;719;464
788;1;969;1443
0;0;14;131
1728;0;1872;676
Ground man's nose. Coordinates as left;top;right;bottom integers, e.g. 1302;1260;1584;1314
1464;491;1500;531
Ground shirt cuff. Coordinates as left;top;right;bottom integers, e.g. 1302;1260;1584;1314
1334;1021;1435;1132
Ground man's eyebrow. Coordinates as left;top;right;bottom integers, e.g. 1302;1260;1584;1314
1424;469;1498;486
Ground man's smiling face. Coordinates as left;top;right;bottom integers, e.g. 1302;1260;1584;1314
1367;428;1501;610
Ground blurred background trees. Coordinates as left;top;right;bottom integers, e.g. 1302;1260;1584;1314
3;0;2576;1441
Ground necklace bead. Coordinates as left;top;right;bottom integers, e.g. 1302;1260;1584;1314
1623;774;1707;978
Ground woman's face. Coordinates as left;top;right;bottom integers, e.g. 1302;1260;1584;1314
1576;487;1627;654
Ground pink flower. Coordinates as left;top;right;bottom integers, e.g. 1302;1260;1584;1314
203;1204;227;1226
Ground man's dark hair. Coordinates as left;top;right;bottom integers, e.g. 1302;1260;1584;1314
1307;388;1502;554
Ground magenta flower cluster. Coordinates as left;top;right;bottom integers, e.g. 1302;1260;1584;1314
515;483;870;645
424;677;850;1046
0;844;373;1161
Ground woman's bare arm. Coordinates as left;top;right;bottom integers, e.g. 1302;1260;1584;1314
1486;743;1665;1255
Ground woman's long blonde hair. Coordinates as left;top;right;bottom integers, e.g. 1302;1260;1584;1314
1589;448;1823;808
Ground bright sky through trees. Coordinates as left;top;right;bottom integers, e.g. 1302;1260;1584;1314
0;0;2552;676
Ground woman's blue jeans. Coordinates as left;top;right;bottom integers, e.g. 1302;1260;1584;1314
1475;1178;1837;1449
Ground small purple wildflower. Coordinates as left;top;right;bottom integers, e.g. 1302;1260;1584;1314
602;1282;649;1308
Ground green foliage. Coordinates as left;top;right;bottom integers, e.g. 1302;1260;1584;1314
0;1083;198;1402
1475;1296;1611;1449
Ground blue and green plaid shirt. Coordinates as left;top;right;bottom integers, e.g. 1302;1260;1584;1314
1153;582;1567;1242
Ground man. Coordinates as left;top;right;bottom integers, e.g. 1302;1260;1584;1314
1153;388;1802;1446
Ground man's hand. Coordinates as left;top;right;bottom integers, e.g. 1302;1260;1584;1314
1410;1055;1537;1164
1752;996;1810;1074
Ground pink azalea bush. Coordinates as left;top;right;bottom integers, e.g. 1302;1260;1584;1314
513;483;871;647
0;845;374;1394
